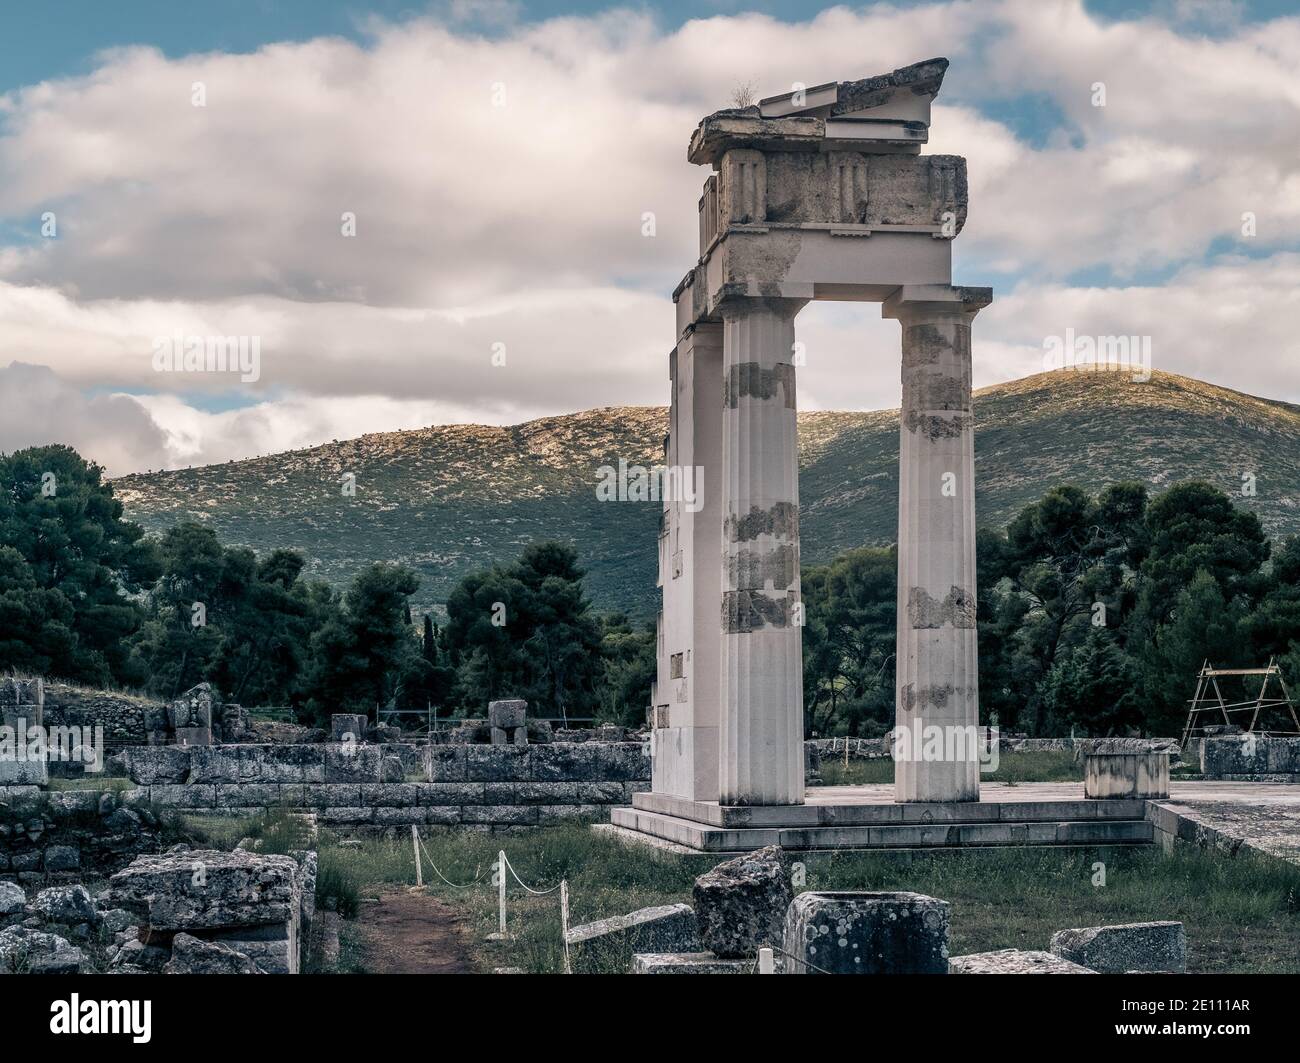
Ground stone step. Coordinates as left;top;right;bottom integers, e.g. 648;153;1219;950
630;790;1146;828
610;807;1154;854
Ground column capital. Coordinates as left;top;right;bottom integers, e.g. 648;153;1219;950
881;284;992;322
716;293;809;322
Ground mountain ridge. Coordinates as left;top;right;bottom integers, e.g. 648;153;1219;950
113;369;1300;618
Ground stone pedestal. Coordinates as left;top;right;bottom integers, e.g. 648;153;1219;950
1084;752;1170;799
718;297;807;807
488;699;528;746
0;677;47;785
883;285;991;803
330;714;368;742
783;891;950;974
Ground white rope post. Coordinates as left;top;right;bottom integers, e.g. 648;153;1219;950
411;825;423;888
560;880;572;974
497;849;507;936
757;947;775;974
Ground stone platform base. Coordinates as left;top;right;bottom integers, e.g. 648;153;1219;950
609;788;1153;854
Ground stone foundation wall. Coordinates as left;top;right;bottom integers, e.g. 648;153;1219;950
42;683;157;747
19;741;652;831
1197;735;1300;781
0;789;177;885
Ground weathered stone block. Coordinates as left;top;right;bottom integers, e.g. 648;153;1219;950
424;807;462;825
42;845;81;873
325;743;381;783
415;782;485;805
164;932;264;974
464;745;531;782
536;804;604;824
693;845;792;958
631;952;753;974
0;925;84;973
108;849;301;932
1084;752;1169;799
461;804;538;825
31;884;97;925
303;784;361;807
319;807;374;824
949;949;1095;974
215;783;282;809
149;784;217;809
360;783;419;807
174;725;212;747
203;923;296;974
0;881;26;916
1050;921;1186;973
127;746;192;785
568;903;701;973
424;745;467;782
259;745;325;783
0;758;48;786
330;714;368;742
488;699;527;731
783;891;950;974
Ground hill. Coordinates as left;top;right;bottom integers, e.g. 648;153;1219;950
112;370;1300;618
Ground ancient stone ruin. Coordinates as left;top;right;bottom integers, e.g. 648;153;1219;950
649;58;991;811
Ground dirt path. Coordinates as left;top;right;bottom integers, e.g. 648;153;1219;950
355;888;479;974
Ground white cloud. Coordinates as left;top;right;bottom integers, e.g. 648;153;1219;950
0;1;1297;474
0;363;167;475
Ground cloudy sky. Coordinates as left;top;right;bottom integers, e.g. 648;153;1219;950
0;0;1298;475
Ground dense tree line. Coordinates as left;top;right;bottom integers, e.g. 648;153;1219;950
7;445;1300;738
804;480;1300;738
0;446;653;727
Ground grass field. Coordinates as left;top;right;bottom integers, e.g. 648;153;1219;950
818;750;1083;787
197;811;1299;975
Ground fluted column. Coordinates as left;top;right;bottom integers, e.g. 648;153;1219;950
883;285;992;803
718;296;807;806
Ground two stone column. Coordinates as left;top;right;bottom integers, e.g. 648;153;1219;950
883;285;992;803
718;297;807;806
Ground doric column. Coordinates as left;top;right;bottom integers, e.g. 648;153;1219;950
719;296;807;806
882;285;992;803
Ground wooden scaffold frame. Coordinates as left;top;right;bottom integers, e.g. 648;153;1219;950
1180;657;1300;747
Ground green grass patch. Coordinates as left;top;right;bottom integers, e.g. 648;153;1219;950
818;750;1084;787
268;822;1299;974
45;776;133;792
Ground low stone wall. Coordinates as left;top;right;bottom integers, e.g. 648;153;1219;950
39;741;653;831
1197;735;1300;781
0;788;179;885
41;683;161;747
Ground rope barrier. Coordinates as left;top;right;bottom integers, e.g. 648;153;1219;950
413;829;487;889
502;852;563;895
406;831;569;967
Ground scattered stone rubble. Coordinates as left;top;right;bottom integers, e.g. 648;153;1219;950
1049;921;1186;974
108;847;309;974
615;852;1191;976
0;842;313;974
948;949;1094;974
567;903;700;973
0;789;177;884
